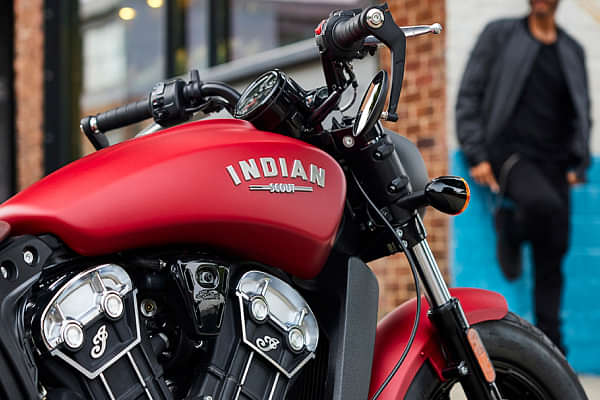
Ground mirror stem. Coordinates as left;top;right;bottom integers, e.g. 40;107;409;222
394;191;427;210
308;89;342;125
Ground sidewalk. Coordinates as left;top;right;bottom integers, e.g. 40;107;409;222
452;375;600;399
581;375;600;399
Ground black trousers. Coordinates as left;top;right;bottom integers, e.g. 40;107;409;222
496;156;570;352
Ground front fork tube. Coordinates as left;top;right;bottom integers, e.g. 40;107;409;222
406;239;503;400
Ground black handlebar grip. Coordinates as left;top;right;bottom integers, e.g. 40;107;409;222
331;11;368;49
94;98;152;133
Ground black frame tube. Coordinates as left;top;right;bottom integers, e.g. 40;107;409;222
43;0;81;174
0;1;15;201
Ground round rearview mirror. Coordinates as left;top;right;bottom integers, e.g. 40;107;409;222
354;70;389;137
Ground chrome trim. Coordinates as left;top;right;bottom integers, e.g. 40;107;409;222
234;352;254;400
365;23;443;45
240;352;254;385
236;271;318;352
127;351;154;400
89;116;101;134
297;308;307;325
401;23;443;37
342;136;355;148
99;373;116;400
135;122;164;138
102;291;124;319
50;291;142;380
409;241;451;308
268;372;280;400
366;8;384;29
93;271;106;292
288;327;305;352
61;321;84;350
248;183;313;193
251;296;269;321
237;295;315;379
40;264;133;351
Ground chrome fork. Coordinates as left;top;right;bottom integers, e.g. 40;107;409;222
405;235;503;400
406;239;451;308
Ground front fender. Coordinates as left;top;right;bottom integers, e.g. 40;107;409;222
368;288;508;399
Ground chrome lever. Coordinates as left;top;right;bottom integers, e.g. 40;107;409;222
400;23;443;37
363;23;443;48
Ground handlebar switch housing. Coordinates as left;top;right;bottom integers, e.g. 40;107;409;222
150;79;189;126
316;9;367;61
316;3;406;122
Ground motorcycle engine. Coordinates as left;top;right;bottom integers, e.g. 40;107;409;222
33;260;319;400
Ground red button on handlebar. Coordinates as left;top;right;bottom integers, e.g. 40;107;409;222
315;20;325;35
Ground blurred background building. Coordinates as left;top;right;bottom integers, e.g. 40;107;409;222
1;0;599;374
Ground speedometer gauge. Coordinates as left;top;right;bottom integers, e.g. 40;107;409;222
234;71;281;119
234;69;308;138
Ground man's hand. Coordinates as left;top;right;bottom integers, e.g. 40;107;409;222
469;161;499;192
567;171;583;186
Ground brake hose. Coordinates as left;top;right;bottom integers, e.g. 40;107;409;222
350;172;422;400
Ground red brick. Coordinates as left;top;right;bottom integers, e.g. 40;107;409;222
373;0;447;316
14;0;44;190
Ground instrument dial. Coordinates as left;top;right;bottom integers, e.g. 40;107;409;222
235;71;280;118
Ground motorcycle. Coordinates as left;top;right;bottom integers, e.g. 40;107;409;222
0;3;588;400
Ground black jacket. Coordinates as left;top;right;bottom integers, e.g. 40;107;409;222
456;18;592;178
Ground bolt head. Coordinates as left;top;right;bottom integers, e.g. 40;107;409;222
342;136;355;148
366;8;384;29
62;322;84;350
103;292;124;319
288;327;305;352
141;298;158;318
23;250;35;265
251;297;269;322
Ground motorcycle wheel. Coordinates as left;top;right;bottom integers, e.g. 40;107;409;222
406;312;588;399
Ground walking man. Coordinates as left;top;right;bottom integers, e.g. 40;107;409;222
456;0;592;354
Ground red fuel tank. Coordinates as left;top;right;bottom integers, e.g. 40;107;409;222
0;120;346;279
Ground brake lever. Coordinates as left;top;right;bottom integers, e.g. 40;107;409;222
362;3;443;122
363;23;443;47
360;4;406;122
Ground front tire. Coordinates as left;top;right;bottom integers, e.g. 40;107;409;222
406;312;588;399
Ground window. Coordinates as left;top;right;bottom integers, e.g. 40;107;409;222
73;0;367;151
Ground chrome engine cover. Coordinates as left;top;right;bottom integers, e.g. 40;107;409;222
40;264;139;379
38;264;171;399
236;270;319;379
191;270;320;399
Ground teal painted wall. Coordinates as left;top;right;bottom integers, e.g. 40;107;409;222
451;152;600;373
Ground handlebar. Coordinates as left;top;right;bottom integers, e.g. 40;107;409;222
80;97;154;150
331;10;369;50
84;99;151;134
80;74;240;150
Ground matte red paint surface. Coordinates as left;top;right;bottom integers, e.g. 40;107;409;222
0;119;346;279
369;288;509;399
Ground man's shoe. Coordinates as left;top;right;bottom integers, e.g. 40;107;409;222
494;207;522;281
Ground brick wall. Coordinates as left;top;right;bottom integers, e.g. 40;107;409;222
373;0;448;316
13;0;44;189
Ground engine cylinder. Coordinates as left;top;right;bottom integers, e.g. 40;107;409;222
36;264;171;399
188;270;319;399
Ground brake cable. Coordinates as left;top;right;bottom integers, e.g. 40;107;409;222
338;62;359;113
350;171;422;400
